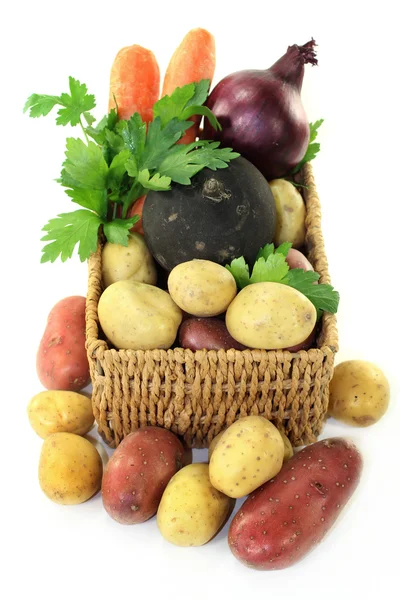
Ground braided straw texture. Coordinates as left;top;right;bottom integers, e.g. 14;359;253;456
86;164;338;449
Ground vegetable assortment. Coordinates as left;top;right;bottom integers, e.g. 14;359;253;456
24;27;391;572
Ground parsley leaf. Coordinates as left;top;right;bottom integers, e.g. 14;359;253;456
291;119;324;174
284;269;339;318
107;149;131;192
158;141;240;184
56;77;96;126
225;257;250;289
226;242;339;317
137;169;171;191
103;218;139;246
140;117;192;170
23;94;60;117
41;210;102;263
65;188;107;218
153;80;220;131
153;84;196;126
250;253;289;284
118;113;147;160
63;138;108;190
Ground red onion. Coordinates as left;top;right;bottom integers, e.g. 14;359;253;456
202;40;317;180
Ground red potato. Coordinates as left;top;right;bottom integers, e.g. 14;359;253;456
228;437;363;570
179;317;247;351
36;296;90;392
286;248;314;271
102;427;185;525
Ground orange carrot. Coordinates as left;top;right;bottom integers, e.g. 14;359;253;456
162;28;216;144
109;45;160;123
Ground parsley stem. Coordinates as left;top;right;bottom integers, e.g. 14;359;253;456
79;117;89;144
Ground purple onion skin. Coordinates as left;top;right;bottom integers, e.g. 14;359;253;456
202;41;317;181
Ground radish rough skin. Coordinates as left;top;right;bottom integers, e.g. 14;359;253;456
228;437;363;570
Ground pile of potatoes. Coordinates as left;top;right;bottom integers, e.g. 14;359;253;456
97;178;317;353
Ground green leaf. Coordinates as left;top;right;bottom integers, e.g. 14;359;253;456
275;242;292;257
157;141;240;184
153;83;196;127
23;94;60;117
125;157;138;178
310;119;324;143
292;119;324;174
185;80;210;108
107;149;131;191
140;117;192;171
103;218;139;246
86;109;118;144
137;169;171;191
284;268;339;317
41;210;102;262
56;77;96;126
225;257;250;289
83;111;96;126
180;105;221;131
118;113;147;161
64;137;108;190
249;254;289;284
65;188;108;218
255;243;275;262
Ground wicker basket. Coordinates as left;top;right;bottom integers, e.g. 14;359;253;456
85;163;338;449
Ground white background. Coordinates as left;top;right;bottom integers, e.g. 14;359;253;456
2;1;399;599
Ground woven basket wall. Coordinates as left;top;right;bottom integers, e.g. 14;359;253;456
85;163;338;449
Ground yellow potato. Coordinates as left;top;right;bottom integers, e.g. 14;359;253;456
226;282;316;350
208;430;225;461
27;390;94;439
39;433;103;505
209;428;292;462
280;430;294;462
270;179;306;248
98;280;182;350
328;360;390;427
102;233;157;288
209;416;285;498
168;259;237;317
157;463;234;547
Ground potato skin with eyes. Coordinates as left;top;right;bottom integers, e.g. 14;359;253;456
27;390;94;439
157;463;235;546
38;433;103;505
168;259;237;317
102;427;185;525
226;282;317;350
328;360;390;427
101;233;157;288
270;179;306;248
209;416;285;498
98;280;182;350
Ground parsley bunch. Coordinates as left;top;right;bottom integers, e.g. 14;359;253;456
24;77;239;263
225;242;339;318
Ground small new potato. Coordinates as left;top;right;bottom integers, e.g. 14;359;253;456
157;463;235;547
208;430;225;461
39;433;103;505
102;233;157;288
27;390;94;439
98;280;182;350
179;317;246;351
270;179;306;248
209;416;285;498
329;360;390;427
226;282;317;350
168;260;237;317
